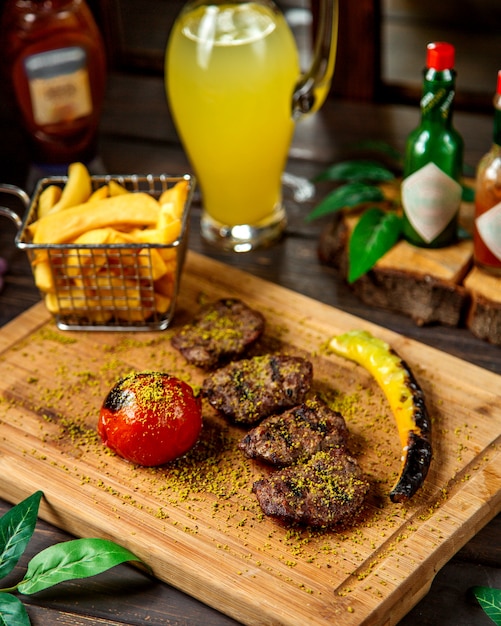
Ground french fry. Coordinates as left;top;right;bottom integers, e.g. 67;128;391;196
45;162;92;216
32;192;160;244
73;227;118;245
154;292;171;314
86;275;143;309
32;250;55;292
45;289;86;313
38;185;62;218
118;246;162;281
157;247;178;263
124;309;153;322
46;277;143;311
136;248;168;281
31;168;190;325
130;220;181;245
45;292;113;323
157;202;175;224
159;179;189;219
64;228;121;282
65;251;109;281
154;273;175;298
88;185;109;202
108;180;129;196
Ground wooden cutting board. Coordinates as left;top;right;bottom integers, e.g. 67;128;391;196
1;250;501;626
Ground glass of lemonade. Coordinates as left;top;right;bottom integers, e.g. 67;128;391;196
166;0;338;252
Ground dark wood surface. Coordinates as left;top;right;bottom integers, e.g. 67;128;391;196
1;71;501;625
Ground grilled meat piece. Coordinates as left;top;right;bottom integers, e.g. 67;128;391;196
202;354;313;425
252;448;369;528
238;398;348;466
171;298;265;370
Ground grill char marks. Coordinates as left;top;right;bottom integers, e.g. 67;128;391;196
202;354;313;425
171;298;265;370
252;448;369;528
173;298;369;528
238;398;349;466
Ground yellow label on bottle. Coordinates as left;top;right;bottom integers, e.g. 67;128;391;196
25;47;92;126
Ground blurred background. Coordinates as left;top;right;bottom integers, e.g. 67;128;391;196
81;0;500;105
1;0;500;188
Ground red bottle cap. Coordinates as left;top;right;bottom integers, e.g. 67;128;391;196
426;42;455;70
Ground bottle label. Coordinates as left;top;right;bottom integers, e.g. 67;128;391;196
24;47;92;126
476;202;501;261
402;162;462;243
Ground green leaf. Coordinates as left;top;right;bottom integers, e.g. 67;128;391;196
348;208;402;283
306;182;385;221
18;538;145;595
314;160;395;183
0;593;31;626
461;183;475;202
463;162;476;177
458;225;472;240
472;586;501;625
349;140;404;165
0;492;42;580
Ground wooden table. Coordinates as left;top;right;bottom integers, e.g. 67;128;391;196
1;72;500;626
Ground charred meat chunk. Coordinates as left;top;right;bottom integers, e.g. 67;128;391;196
202;354;313;425
238;398;348;466
252;449;369;528
171;298;265;370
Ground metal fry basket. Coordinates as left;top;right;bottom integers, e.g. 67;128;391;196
6;173;195;331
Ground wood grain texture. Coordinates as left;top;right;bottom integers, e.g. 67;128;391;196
318;205;501;337
464;267;501;345
1;251;501;626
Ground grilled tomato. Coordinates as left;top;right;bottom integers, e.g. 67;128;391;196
98;371;202;466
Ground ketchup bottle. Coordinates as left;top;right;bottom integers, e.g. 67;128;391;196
0;0;106;171
474;70;501;275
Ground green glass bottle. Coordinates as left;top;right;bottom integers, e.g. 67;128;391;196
402;42;464;248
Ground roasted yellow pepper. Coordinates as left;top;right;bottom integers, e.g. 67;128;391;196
328;329;432;503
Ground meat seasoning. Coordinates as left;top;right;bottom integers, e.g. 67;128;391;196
474;70;501;275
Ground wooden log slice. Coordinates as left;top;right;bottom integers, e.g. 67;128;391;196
464;267;501;345
318;212;473;327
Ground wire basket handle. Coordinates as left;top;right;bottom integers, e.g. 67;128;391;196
0;184;31;230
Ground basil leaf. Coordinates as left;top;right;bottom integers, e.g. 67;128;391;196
472;586;501;625
349;140;404;165
306;182;385;222
461;183;475;202
18;538;145;595
0;492;42;579
348;208;402;284
463;162;476;177
314;160;395;183
0;593;31;626
458;225;472;240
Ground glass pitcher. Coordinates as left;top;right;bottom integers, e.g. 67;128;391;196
165;0;338;252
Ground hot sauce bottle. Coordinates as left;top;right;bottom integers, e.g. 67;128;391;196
0;0;106;170
474;70;501;275
401;42;464;248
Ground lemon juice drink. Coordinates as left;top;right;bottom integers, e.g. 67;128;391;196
166;2;299;230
